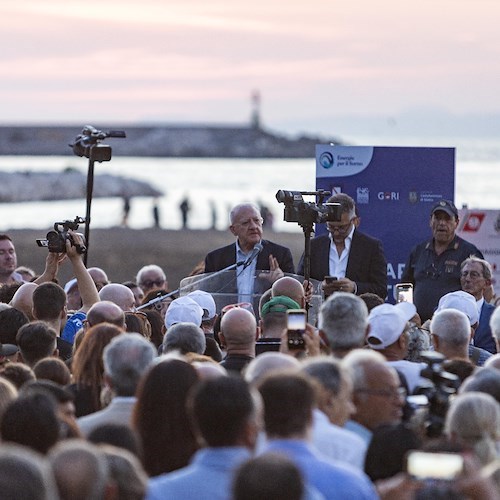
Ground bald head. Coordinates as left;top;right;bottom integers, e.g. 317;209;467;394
9;283;38;321
220;308;257;350
87;301;126;329
272;277;305;307
98;284;135;312
88;268;109;290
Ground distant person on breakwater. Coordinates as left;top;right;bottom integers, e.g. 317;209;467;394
121;196;131;227
153;198;161;229
179;196;191;229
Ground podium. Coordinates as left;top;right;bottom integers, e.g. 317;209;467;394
179;271;323;324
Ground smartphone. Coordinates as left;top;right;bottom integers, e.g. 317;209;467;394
323;276;338;299
395;283;413;303
406;451;464;481
286;309;307;350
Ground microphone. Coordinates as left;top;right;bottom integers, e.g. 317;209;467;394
240;243;263;269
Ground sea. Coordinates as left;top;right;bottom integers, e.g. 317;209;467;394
0;134;498;233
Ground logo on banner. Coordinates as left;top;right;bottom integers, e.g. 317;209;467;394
462;212;485;232
377;192;400;201
319;152;334;169
356;187;369;204
408;191;418;204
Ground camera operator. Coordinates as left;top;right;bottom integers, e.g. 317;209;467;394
297;193;387;299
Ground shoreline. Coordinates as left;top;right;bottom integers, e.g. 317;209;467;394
10;228;307;290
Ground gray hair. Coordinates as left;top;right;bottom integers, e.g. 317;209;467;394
229;203;261;225
444;392;500;465
490;306;500;342
430;309;470;348
460;255;493;280
103;333;156;396
319;293;368;350
406;325;432;362
326;193;356;219
244;352;300;385
342;349;386;391
136;265;166;286
302;357;344;396
163;322;206;355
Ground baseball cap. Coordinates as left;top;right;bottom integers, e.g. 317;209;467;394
261;296;301;317
367;302;417;350
436;290;479;326
187;290;216;320
165;296;203;329
64;278;78;294
431;199;458;219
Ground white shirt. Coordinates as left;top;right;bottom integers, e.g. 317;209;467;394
235;240;259;303
311;409;367;470
328;225;355;278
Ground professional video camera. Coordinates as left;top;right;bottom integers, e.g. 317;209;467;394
69;125;126;162
275;190;342;229
411;351;460;438
36;217;86;254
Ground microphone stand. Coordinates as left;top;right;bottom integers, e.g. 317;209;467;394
136;255;254;311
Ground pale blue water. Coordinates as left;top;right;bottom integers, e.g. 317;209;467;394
0;135;497;232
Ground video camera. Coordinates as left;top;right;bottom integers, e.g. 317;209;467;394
275;190;342;229
69;125;126;162
411;351;460;438
36;217;87;254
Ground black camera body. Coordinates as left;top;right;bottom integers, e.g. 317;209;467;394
69;125;125;162
413;351;459;437
36;217;86;254
276;190;342;229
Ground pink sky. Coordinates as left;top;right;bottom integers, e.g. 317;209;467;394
1;1;499;136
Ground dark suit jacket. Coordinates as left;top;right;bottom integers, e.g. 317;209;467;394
204;239;295;274
475;301;497;354
297;231;387;298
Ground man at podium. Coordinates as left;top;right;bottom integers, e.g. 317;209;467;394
204;203;294;302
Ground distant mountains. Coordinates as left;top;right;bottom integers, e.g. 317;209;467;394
0;124;342;158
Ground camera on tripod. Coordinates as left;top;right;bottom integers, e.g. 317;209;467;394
69;125;126;162
275;190;342;229
36;217;87;254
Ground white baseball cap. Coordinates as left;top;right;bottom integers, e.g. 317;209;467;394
436;290;479;326
187;290;216;320
367;302;417;350
165;296;204;329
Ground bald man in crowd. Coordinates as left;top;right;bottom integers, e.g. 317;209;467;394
219;307;258;374
99;284;135;312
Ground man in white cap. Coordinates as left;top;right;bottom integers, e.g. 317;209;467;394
187;290;222;361
164;296;204;330
367;302;426;394
436;290;492;366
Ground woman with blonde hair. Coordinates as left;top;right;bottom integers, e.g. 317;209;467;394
445;391;500;465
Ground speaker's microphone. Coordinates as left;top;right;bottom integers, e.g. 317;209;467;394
241;242;263;268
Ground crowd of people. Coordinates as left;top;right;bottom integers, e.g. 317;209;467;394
0;196;498;500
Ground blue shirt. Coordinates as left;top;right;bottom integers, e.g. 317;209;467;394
236;240;259;303
61;311;86;344
262;439;378;500
146;447;251;500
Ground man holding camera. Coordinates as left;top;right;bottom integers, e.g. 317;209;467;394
297;193;387;299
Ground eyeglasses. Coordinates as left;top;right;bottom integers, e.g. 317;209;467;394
326;219;354;234
460;271;484;279
356;387;407;400
234;217;263;228
140;279;165;289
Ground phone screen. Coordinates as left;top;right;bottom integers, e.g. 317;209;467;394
406;451;464;480
396;283;413;303
286;310;306;349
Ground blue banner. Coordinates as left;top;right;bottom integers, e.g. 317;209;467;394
316;145;455;301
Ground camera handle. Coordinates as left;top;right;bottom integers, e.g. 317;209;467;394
83;156;95;266
300;222;314;322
